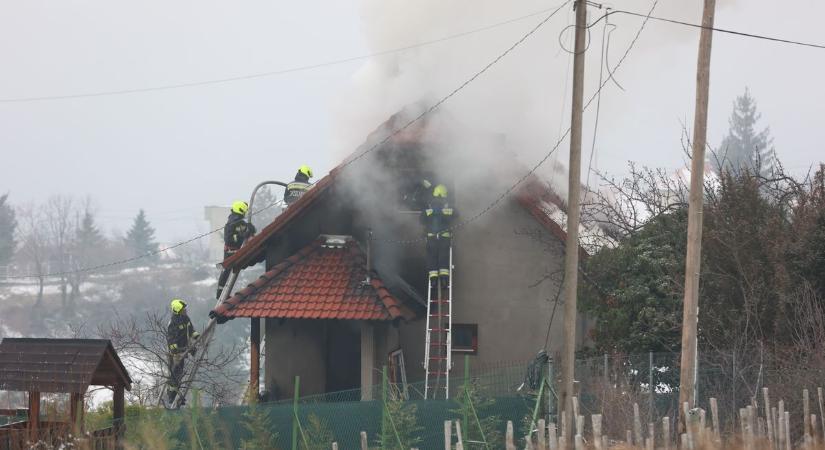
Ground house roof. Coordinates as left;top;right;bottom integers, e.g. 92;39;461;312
213;238;415;321
221;112;594;273
221;111;431;273
0;338;132;393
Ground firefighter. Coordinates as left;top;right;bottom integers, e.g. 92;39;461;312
166;298;199;405
216;200;256;299
284;165;313;205
422;184;454;289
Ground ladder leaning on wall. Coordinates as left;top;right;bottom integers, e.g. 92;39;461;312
423;246;453;400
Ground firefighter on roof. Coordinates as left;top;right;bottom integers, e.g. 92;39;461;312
422;184;454;287
284;165;313;205
166;298;199;405
216;200;256;299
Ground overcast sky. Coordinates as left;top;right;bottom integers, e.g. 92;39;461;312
1;0;823;242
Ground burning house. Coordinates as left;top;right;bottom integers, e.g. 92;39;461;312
211;109;595;400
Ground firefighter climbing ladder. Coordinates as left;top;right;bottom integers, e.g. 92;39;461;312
423;246;453;400
158;181;287;409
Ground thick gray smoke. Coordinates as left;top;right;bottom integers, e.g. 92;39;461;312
331;0;742;235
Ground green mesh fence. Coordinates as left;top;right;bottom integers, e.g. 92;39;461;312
87;350;824;449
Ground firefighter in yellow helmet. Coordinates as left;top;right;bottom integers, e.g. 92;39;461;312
216;201;256;299
166;298;199;405
422;184;455;290
284;165;313;205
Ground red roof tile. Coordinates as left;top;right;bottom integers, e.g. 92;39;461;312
213;239;415;321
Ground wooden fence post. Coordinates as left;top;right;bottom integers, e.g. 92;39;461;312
455;421;465;450
444;421;452;450
591;415;602;450
763;388;774;447
818;387;824;439
506;421;516;450
538;419;546;450
634;403;643;445
548;422;558;450
784;411;791;450
361;431;369;450
805;389;812;439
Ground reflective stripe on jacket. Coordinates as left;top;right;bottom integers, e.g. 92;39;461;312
284;171;311;205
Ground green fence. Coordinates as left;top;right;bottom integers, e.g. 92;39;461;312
104;349;824;449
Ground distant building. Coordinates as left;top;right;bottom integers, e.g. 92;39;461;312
204;206;229;263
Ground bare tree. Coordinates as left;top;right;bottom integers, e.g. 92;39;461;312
16;204;48;307
43;196;76;310
97;312;247;407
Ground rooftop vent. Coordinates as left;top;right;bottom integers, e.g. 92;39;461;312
321;235;350;248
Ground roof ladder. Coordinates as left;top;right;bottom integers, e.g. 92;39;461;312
158;181;287;409
423;244;453;400
157;270;240;409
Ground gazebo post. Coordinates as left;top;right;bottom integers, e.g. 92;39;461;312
27;390;40;441
113;384;125;443
69;392;84;434
250;317;261;402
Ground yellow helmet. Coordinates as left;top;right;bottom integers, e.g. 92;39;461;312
231;200;249;215
170;299;187;314
298;165;313;178
433;184;448;198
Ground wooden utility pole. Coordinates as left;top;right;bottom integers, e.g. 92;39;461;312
678;0;716;432
559;0;588;444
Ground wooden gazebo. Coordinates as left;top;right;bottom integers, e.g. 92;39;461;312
0;338;132;448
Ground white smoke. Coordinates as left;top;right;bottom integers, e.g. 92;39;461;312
331;0;742;223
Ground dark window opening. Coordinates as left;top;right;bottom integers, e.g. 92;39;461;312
452;324;478;354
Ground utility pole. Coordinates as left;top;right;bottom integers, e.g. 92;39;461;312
558;0;587;444
678;0;716;432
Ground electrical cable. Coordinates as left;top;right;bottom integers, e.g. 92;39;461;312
589;9;825;50
338;1;572;172
4;2;572;278
585;12;609;192
4;201;281;279
374;0;658;245
0;2;572;103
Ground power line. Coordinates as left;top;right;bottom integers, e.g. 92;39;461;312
5;201;280;280
0;3;571;104
375;0;658;245
339;1;572;172
590;9;825;50
5;2;572;278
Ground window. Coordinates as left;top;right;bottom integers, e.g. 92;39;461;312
452;324;478;354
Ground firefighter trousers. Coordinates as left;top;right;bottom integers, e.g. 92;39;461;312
426;234;451;279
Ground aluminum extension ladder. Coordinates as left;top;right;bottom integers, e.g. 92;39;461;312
423;245;453;400
158;181;287;409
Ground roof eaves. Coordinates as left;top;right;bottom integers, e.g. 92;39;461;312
222;173;337;271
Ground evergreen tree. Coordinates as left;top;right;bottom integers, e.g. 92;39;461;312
69;208;104;300
715;88;776;177
124;209;158;258
0;193;16;266
76;210;103;251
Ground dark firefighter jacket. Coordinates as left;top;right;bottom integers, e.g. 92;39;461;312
422;197;455;237
284;171;311;205
224;212;255;251
167;314;198;354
